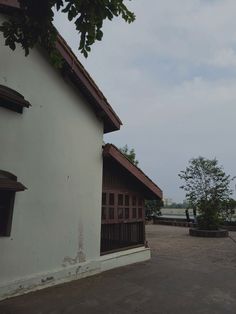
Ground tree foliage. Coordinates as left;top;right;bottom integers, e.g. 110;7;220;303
145;199;163;217
0;0;135;62
163;201;189;209
119;144;139;166
179;157;235;230
119;144;163;218
220;198;236;223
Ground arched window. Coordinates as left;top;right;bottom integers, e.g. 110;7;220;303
0;170;26;236
0;85;31;114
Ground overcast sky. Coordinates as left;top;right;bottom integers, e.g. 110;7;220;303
54;0;236;202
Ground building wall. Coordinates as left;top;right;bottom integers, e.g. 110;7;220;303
0;14;104;299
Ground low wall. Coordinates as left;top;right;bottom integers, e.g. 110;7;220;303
189;228;229;237
153;218;236;231
153;217;194;228
221;225;236;232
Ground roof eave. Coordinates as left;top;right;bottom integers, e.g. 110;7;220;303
55;36;122;133
103;144;163;199
0;0;122;134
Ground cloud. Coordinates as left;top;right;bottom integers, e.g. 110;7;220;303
208;48;236;68
54;0;236;201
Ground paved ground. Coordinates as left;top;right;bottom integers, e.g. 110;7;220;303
1;225;236;314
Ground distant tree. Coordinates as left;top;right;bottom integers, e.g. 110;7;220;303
165;202;186;209
163;200;190;209
119;145;163;218
0;0;135;62
119;144;139;166
179;157;235;230
145;199;163;217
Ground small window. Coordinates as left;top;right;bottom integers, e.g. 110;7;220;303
109;208;114;220
118;194;123;206
132;208;137;218
118;208;123;219
102;207;106;220
138;208;143;218
102;193;106;206
125;195;129;206
0;85;31;114
125;208;129;219
109;193;114;205
0;170;26;237
138;198;143;206
132;196;136;206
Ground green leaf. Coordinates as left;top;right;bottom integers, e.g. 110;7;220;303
0;0;136;59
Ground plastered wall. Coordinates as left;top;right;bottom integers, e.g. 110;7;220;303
0;14;104;298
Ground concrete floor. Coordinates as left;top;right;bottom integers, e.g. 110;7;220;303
1;225;236;314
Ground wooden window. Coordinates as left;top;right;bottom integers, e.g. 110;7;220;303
109;193;114;206
138;208;142;219
102;207;106;220
125;195;129;206
0;85;31;114
138;198;143;206
132;208;137;218
0;170;26;237
0;191;15;236
109;208;114;220
101;192;144;224
118;194;123;206
102;193;106;206
132;196;136;206
118;208;123;219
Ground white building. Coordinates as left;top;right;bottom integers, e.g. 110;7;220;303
0;0;162;300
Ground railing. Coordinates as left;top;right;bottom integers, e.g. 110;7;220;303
101;221;144;254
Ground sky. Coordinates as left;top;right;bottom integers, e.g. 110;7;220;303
54;0;236;202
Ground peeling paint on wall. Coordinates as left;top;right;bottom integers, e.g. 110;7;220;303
41;276;54;283
62;254;79;267
62;220;86;267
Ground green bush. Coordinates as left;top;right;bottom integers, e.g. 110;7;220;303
179;157;235;231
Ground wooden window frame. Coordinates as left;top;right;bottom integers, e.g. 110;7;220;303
0;191;15;237
0;85;31;114
101;190;144;224
0;170;26;237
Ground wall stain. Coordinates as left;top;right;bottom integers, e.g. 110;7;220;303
62;220;86;267
78;221;86;263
